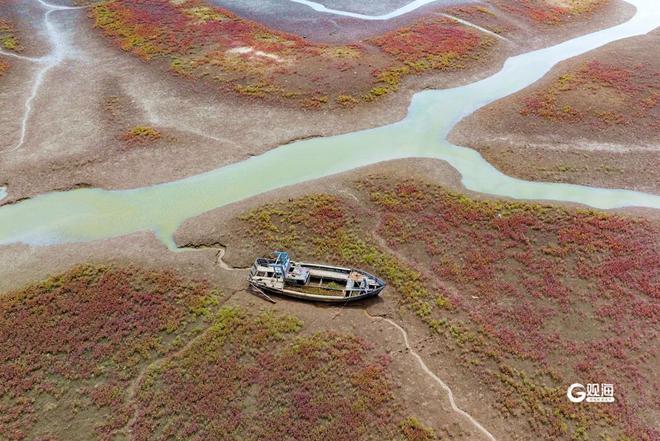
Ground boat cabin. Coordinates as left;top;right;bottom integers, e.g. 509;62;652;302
252;252;309;285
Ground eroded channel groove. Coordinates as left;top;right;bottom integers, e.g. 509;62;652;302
367;311;498;441
3;0;89;154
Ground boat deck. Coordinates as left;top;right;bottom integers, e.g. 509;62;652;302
249;253;385;303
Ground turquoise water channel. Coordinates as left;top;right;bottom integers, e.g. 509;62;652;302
1;0;659;250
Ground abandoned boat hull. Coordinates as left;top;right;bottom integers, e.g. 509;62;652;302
248;252;386;303
251;282;385;303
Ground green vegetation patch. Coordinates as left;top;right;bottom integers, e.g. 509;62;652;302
122;125;162;145
0;19;22;52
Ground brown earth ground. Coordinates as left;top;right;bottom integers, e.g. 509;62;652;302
0;0;634;204
450;30;660;194
1;158;657;440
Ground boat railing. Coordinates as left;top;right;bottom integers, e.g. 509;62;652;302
299;262;353;273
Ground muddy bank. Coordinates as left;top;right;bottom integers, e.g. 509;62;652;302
0;226;490;441
172;157;659;440
0;161;496;440
450;31;660;193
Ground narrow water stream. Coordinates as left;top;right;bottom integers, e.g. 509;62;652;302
0;0;658;249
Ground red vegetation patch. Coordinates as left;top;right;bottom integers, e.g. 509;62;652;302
238;180;659;440
0;266;437;440
89;0;492;108
129;307;429;440
361;177;659;440
493;0;605;25
0;58;8;76
0;265;220;440
369;18;486;66
521;60;659;129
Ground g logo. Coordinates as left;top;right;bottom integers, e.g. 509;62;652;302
567;383;586;403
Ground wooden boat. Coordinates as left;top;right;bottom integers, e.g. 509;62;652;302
248;251;386;303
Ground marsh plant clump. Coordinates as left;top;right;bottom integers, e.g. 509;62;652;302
0;19;21;53
0;17;22;77
122;125;162;145
88;0;492;109
521;60;660;129
0;264;437;440
238;177;659;440
0;264;222;439
130;307;437;440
